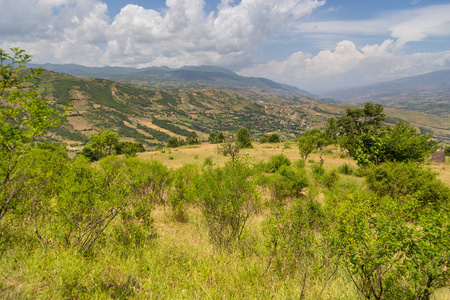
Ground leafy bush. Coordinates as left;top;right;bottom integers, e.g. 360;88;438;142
365;162;450;208
445;145;450;156
268;133;280;143
327;185;450;300
168;165;199;222
293;159;305;169
266;154;291;172
337;163;353;175
311;163;325;178
263;165;309;203
115;141;145;157
259;135;268;143
208;132;224;144
355;122;431;166
195;161;259;248
167;137;180;148
321;169;339;189
263;197;328;287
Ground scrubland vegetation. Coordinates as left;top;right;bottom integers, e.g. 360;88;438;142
2;48;450;300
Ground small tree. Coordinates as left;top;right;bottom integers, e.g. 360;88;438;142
216;133;241;162
298;135;316;161
115;141;145;157
355;122;432;166
186;131;200;145
268;133;280;143
87;130;119;156
196;161;259;248
259;135;268;143
0;48;63;223
336;102;385;156
297;129;329;162
167;137;179;148
236;127;252;148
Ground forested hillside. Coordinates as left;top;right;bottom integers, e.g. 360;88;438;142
35;70;450;149
36;70;342;148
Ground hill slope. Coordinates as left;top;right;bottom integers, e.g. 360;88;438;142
30;63;314;100
322;70;450;117
34;71;450;149
37;71;342;149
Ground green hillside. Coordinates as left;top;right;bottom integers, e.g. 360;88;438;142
37;71;339;147
36;71;450;149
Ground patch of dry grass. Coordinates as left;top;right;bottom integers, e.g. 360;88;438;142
138;142;449;188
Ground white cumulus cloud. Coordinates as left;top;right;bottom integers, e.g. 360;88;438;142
1;0;449;91
239;40;450;92
103;0;325;67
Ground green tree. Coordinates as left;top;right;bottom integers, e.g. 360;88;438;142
208;132;217;143
328;184;450;300
115;141;145;157
325;117;339;141
186;131;200;145
87;130;119;156
236;127;252;148
259;135;268;143
444;145;450;156
364;162;450;208
208;132;224;144
355;122;431;166
336;102;385;156
297;129;329;162
0;48;63;223
216;133;241;162
297;135;316;161
268;133;280;143
167;137;179;148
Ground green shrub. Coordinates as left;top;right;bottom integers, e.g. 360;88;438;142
236;127;252;149
364;162;450;208
445;145;450;156
321;169;339;189
267;154;291;172
311;163;325;178
337;163;353;175
264;165;309;203
268;133;280;143
168;165;199;222
293;159;305;169
327;186;450;300
195;161;259;248
259;135;268;143
263;197;330;293
203;156;213;168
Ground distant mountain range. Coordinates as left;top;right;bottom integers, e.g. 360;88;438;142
28;63;315;99
322;70;450;118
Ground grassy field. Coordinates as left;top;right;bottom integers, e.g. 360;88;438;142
139;142;450;186
2;141;449;299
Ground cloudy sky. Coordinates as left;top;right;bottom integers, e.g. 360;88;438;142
1;0;449;92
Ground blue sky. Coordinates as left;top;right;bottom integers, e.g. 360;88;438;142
1;0;450;91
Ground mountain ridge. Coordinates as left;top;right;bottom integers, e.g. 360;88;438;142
28;63;315;98
321;70;450;117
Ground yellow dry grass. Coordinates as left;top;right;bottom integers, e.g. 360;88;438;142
138;141;450;188
139;142;355;169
